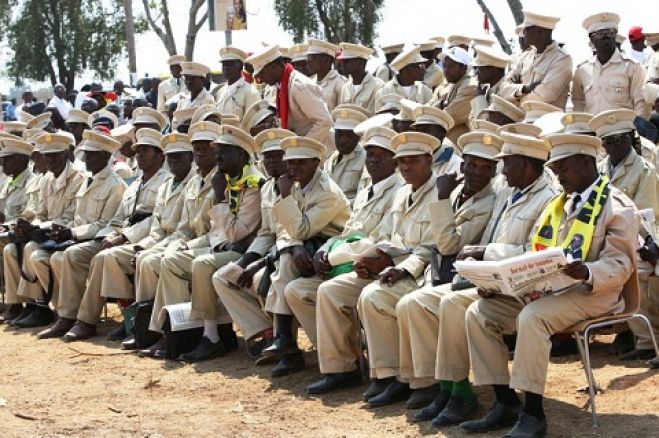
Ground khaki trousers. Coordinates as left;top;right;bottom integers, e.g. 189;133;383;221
435;288;479;382
214;265;270;340
628;265;659;350
466;291;616;395
284;275;323;347
264;253;300;316
97;244;136;300
133;247;169;302
55;241;103;320
316;272;372;374
357;276;420;379
189;250;240;322
17;241;52;302
3;243;21;304
397;283;451;388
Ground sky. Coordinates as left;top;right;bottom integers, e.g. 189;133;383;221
1;0;655;95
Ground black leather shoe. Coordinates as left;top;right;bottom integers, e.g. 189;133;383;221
650;357;659;369
367;380;412;407
121;335;139;350
550;336;579;357
502;413;547;437
62;320;97;342
36;317;75;339
608;330;634;355
138;336;165;358
247;332;274;360
620;348;656;361
406;384;442;409
106;323;127;342
431;396;478;427
2;303;22;323
218;324;238;352
11;305;55;328
9;303;35;326
460;402;521;433
271;352;305;377
363;377;395;401
261;335;298;358
306;370;362;394
178;336;227;362
412;390;451;422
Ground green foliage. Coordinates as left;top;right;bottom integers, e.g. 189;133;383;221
4;0;129;89
274;0;385;47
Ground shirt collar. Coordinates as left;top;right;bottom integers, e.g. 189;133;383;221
566;176;601;215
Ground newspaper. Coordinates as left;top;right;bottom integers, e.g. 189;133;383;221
327;237;412;266
454;247;579;305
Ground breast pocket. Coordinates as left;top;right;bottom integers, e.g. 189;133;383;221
606;76;630;105
405;214;431;249
87;190;111;218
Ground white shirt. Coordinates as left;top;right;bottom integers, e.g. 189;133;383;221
48;96;72;119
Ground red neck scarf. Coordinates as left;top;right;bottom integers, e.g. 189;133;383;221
276;63;294;129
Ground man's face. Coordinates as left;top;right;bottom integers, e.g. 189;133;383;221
192;140;218;169
412;123;446;142
400;63;426;82
341;58;365;79
44;151;69;174
135;145;161;171
501;155;527;189
184;75;204;93
249;113;278;136
142;79;152;93
166;151;194;178
54;85;66;99
462;154;496;194
0;154;27;177
590;28;617;54
364;146;396;183
22;92;34;103
113;81;124;94
222;60;244;82
548;155;586;194
286;158;318;184
216;144;246;174
291;60;310;76
395;154;432;186
31;152;48;174
306;53;329;76
256;62;280;86
123;100;134;119
443;57;466;83
83;150;110;174
476;65;503;85
523;26;544;49
170;64;183;79
334;129;360;155
601;132;632;161
262;149;286;178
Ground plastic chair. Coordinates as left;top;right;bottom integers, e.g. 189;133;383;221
565;277;659;427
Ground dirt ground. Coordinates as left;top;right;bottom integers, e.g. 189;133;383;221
1;305;657;437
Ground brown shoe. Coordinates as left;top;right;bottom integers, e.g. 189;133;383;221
62;320;97;342
37;317;76;339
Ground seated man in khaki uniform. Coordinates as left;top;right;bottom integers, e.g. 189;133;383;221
418;41;444;89
60;133;195;343
462;133;638;438
394;132;499;410
34;131;127;339
416;133;558;427
247;45;333;144
469;46;512;120
170;126;265;362
375;47;433;106
213;128;293;362
306;38;347;111
284;126;403;386
255;136;350;377
0;138;40;322
430;47;477;144
375;43;403;83
338;43;383;115
324;106;369;204
176;62;215;111
410;105;462;176
4;133;86;328
215;46;260;120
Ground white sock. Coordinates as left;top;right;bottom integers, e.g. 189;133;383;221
203;320;220;343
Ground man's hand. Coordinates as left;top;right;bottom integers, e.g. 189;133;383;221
276;174;294;198
359;250;395;276
457;245;486;261
14;218;36;237
378;267;409;287
101;234;128;250
436;173;460;200
237;252;261;269
313;250;332;280
290;245;314;274
353;261;373;279
50;226;73;243
563;260;589;281
639;238;659;267
236;259;266;289
212;172;228;203
521;80;542;95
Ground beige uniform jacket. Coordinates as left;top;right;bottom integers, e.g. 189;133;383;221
34;162;86;228
245;178;279;257
176;88;215;111
214;77;261;120
429;181;497;255
375;64;395;83
469;78;506;120
338;73;383;115
157;77;186;111
598;150;658;218
136;167;195;249
323;145;366;204
70;165;127;240
376;176;437;279
0;168;38;222
21;173;44;222
272;169;351;251
430;74;478;144
375;77;433;106
98;166;170;243
199;165;264;250
287;70;333;144
316;69;348;111
572;50;649;119
172;169;217;249
500;41;573;109
424;62;445;90
481;172;559;261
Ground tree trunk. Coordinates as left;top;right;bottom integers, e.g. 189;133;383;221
184;0;208;60
141;0;177;55
506;0;524;24
475;0;512;54
124;0;137;86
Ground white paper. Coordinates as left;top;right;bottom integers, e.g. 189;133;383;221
160;302;204;332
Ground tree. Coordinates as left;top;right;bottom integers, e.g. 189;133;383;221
140;0;208;60
273;0;385;47
475;0;525;54
3;0;128;90
124;0;138;86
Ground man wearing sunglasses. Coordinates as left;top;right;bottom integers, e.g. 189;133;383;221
572;13;648;119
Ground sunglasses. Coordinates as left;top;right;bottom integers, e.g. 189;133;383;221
589;29;617;39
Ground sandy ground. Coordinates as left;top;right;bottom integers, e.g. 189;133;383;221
0;306;657;437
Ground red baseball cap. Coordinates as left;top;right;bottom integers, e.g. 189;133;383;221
629;26;645;42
